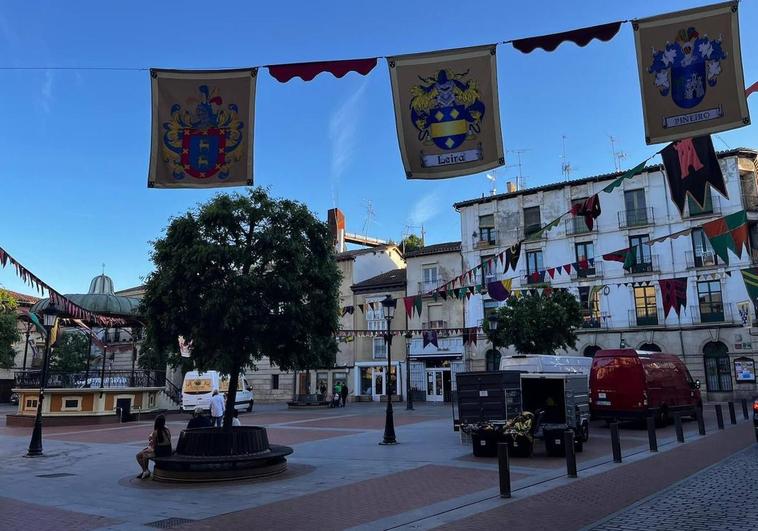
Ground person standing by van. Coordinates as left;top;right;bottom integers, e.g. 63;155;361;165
209;389;225;427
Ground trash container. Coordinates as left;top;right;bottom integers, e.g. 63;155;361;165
116;398;132;422
544;429;566;457
506;433;534;458
471;430;499;457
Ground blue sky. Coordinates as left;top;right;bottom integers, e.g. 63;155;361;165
1;0;757;296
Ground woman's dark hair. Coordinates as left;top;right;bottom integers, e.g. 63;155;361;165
154;414;169;444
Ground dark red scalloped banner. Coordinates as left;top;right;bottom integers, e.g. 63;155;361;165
268;58;378;83
512;21;623;54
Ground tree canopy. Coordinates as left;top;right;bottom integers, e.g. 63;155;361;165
401;234;424;253
485;291;583;354
0;290;20;369
50;331;89;373
140;188;341;428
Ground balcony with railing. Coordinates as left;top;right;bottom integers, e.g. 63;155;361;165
14;369;167;389
525;268;547;285
689;303;735;325
628;254;659;275
418;279;447;295
473;228;498;249
564;216;594;236
408;336;464;357
627;308;664;327
422;320;448;330
618;207;655;229
684;250;721;269
570;261;603;280
581;312;611;329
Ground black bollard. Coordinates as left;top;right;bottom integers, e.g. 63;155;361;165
610;422;622;463
497;442;511;499
715;404;724;430
646;416;658;452
564;430;577;478
742;399;749;420
696;406;706;436
728;402;737;425
674;412;684;443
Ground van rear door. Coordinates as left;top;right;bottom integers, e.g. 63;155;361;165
591;355;646;414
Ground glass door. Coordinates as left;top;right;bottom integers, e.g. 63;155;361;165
426;369;444;402
372;368;384;401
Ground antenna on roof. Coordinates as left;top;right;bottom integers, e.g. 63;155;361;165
608;135;627;172
507;148;530;191
101;263;106;275
561;135;572;180
486;171;497;195
362;200;376;241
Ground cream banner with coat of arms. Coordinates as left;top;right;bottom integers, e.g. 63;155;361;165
634;1;749;144
148;68;257;188
388;45;504;179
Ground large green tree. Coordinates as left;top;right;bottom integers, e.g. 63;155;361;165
401;234;424;253
50;331;89;373
140;188;341;429
486;290;583;354
0;290;21;369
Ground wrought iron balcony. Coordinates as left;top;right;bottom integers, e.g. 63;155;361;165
409;336;464;356
684;250;720;269
473;228;498;249
525;268;547;285
618;207;655;229
581;312;611;329
13;370;167;389
564;216;593;236
688;303;735;325
627;308;664;328
418;279;446;294
570;261;603;280
628;254;659;275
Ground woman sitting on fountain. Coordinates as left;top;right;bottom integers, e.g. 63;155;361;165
136;415;172;479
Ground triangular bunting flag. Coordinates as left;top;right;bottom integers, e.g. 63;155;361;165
702;211;748;265
403;296;414;318
741;268;758;314
563;264;572;275
358;304;365;314
439;289;447;301
547;267;556;279
602;160;648;193
414;295;423;318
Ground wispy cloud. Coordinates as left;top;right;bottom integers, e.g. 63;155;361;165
409;189;443;226
41;70;54;113
329;79;369;198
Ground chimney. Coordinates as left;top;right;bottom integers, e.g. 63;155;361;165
327;208;346;252
506;181;517;193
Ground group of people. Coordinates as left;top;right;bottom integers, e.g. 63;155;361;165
134;389;242;480
322;382;348;408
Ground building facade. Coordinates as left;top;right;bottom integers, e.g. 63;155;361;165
454;148;758;400
404;242;467;402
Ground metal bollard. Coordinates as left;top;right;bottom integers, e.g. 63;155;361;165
715;404;724;430
728;402;737;425
696;406;706;436
674;412;684;443
564;430;577;478
646;416;658;452
497;442;511;499
742;399;749;420
610;422;622;463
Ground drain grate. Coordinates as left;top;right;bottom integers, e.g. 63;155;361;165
145;518;196;529
36;473;76;478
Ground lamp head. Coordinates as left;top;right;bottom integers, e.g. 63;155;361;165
42;302;60;328
487;313;499;331
381;295;396;321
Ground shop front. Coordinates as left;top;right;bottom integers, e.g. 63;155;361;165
355;361;402;401
408;336;466;403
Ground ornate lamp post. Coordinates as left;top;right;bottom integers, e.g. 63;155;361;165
27;302;59;457
379;295;397;445
487;313;500;369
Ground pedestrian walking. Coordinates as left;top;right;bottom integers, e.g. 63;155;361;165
340;383;348;407
209;389;225;427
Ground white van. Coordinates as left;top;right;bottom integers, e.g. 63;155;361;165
499;354;591;376
181;371;253;413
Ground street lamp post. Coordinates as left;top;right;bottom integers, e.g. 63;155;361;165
405;331;413;411
487;313;499;366
26;302;59;457
380;295;397;445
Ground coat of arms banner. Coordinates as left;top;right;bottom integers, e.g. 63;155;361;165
388;45;504;179
148;68;257;189
633;1;749;145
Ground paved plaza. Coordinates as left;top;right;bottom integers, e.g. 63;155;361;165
0;402;754;530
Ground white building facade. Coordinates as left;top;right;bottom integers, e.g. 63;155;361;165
454;148;758;401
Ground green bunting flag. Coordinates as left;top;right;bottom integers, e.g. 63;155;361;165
702;211;748;265
602;160;648;193
741;268;758;313
531;214;564;239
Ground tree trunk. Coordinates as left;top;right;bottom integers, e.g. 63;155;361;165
223;360;241;432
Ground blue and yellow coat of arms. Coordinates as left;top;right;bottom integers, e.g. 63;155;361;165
161;85;245;181
409;69;485;151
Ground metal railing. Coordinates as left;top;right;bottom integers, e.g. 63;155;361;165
688;303;735;325
564;216;593;236
628;254;659;274
418;280;446;294
525;269;547;284
581;313;611;329
627;308;664;327
618;207;655;229
14;370;167;390
684;250;720;269
570;261;603;280
422;320;448;329
473;229;498;249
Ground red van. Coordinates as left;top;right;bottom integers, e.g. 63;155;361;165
589;349;701;425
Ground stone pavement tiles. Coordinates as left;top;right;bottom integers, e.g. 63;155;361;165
0;497;117;531
432;422;754;531
588;445;758;531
